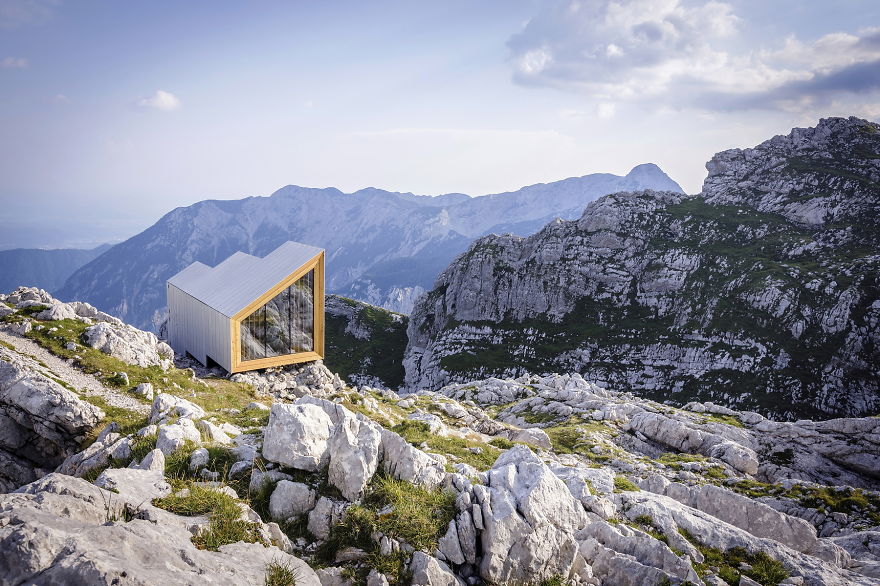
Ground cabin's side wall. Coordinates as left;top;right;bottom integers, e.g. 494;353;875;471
167;283;232;371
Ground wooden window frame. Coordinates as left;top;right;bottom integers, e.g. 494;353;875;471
229;251;324;372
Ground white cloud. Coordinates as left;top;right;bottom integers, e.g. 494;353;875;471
137;89;181;111
507;0;880;113
1;56;28;68
0;0;58;29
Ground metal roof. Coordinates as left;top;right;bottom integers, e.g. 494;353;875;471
167;241;323;318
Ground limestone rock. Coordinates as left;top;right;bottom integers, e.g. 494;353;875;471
328;415;382;501
410;551;464;586
269;480;317;522
262;402;334;471
478;445;589;583
83;321;171;369
0;473;321;586
156;418;201;455
379;428;446;489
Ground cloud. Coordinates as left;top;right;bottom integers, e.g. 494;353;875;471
0;0;59;29
1;56;28;68
507;0;880;113
137;89;181;111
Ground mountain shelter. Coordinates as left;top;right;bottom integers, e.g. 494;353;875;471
166;241;325;372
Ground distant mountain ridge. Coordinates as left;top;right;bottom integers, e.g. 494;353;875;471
57;164;682;330
0;244;111;294
403;117;880;420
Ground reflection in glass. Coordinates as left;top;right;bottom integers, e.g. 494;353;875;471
240;270;314;362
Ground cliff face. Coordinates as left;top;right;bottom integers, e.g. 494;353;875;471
404;117;880;420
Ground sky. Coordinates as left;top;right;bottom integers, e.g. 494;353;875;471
1;0;878;249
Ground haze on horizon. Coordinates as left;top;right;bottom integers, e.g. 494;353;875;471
1;0;878;249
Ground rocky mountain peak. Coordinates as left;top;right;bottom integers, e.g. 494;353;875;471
703;116;880;228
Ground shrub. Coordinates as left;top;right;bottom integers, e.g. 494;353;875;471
613;475;640;492
264;559;298;586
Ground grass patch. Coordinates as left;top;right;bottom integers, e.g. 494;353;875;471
613;475;640;493
153;481;265;551
22;317;260;415
725;479;880;525
657;452;707;470
128;433;159;463
631;514;668;544
392;420;501;470
317;473;455;583
679;528;789;585
81;395;149;445
701;413;745;428
489;437;515;450
264;558;298;586
544;418;614;464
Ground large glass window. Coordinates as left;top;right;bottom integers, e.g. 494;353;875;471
240;270;314;361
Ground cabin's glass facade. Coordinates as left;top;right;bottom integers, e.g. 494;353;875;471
239;269;314;362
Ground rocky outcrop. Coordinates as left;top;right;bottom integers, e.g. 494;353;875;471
0;346;103;491
0;473;320;586
404;117;880;420
83;321;173;369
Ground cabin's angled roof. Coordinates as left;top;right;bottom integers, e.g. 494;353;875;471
167;241;323;318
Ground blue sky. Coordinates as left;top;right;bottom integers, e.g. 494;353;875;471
1;0;878;249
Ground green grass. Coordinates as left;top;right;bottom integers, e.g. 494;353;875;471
264;559;298;586
324;296;408;388
22;318;259;414
392;420;502;470
543;418;614;464
656;452;707;470
679;528;789;585
80;395;149;445
701;413;745;428
631;514;668;544
153;481;265;551
128;433;159;463
614;475;640;493
489;437;516;449
317;473;455;583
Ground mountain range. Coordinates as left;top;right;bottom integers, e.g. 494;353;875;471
54;164;682;330
0;244;110;293
403;116;880;420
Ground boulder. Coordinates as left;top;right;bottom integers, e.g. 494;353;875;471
410;551;464;586
504;427;553;450
134;382;155;400
269;480;317;522
308;496;349;541
628;411;759;475
149;393;205;424
133;448;165;472
379;428;446;489
156;418;201;455
262;403;334;471
0;351;104;489
197;420;234;444
477;445;589;583
328;416;382;501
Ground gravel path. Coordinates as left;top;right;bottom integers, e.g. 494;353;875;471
0;325;149;414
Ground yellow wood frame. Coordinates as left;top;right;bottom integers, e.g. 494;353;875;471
229;251;325;373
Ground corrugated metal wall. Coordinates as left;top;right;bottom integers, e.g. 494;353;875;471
167;283;232;371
